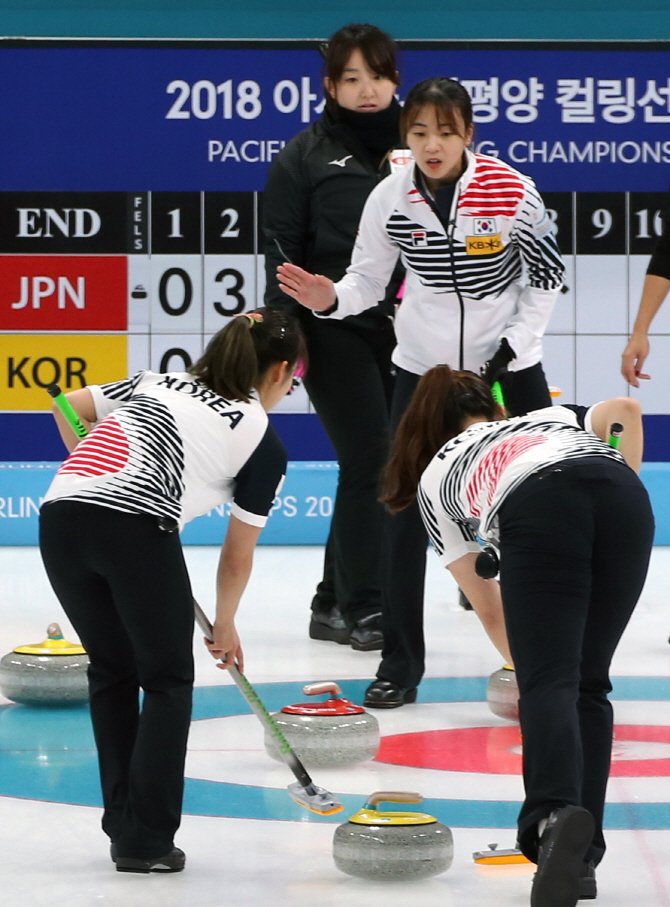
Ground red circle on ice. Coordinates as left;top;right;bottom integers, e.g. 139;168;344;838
375;725;670;777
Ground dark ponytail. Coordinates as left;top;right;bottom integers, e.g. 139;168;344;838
189;307;307;402
381;366;497;513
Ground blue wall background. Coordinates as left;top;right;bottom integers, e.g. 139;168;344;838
0;0;669;40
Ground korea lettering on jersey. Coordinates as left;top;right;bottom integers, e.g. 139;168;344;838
42;370;278;529
326;149;564;377
417;405;624;568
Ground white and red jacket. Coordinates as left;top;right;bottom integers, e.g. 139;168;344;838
418;404;624;567
42;371;286;531
323;149;564;376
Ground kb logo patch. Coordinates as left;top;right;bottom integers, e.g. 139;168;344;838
473;218;497;235
466;234;503;255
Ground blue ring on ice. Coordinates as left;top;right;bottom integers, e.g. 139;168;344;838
1;676;669;828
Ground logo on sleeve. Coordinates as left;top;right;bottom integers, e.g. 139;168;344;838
328;155;353;168
389;150;414;173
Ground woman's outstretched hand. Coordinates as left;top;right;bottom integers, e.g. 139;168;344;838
277;263;337;312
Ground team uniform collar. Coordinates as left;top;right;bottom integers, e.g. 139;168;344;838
411;147;477;201
408;148;477;233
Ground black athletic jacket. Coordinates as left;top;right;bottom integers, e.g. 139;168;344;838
262;106;405;326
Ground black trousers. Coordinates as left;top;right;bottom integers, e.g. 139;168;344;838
39;500;194;859
376;363;552;689
498;458;654;865
301;312;395;629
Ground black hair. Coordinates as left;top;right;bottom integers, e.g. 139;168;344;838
400;77;473;143
189;307;307;402
322;23;399;113
381;366;497;512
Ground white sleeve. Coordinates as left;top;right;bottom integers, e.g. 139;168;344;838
417;482;480;568
584;402;603;435
319;182;400;321
88;385;121;421
88;370;157;420
504;180;565;358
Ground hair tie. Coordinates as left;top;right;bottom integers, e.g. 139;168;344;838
233;312;263;326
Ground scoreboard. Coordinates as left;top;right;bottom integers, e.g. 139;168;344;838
2;188;668;416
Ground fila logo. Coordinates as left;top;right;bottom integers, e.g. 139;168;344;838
328;155;353;168
411;231;428;247
473;217;497;235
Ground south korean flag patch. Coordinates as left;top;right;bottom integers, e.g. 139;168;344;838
473;218;497;235
411;231;428;247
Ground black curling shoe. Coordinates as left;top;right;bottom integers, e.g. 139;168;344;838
363;679;418;709
531;807;595;907
349;612;384;651
309;606;349;644
579;861;597;899
116;847;186;874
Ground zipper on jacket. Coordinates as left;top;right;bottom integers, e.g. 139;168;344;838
418;168;466;370
446;201;465;370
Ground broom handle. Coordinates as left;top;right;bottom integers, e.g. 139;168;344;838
47;384;88;440
192;599;317;792
608;421;624;449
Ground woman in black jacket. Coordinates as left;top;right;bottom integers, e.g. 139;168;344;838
263;23;405;650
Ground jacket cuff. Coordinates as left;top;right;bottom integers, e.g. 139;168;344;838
314;298;339;318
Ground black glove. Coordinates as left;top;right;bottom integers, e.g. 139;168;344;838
482;338;516;387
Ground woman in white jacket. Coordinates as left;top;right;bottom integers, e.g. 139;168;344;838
278;77;565;707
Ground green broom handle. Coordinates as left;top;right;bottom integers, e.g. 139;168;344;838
608;421;623;449
491;380;505;408
47;384;88;440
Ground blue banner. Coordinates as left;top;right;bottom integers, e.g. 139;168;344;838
0;461;337;546
1;41;669;193
3;460;670;546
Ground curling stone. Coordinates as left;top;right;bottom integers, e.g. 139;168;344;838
486;664;519;721
333;791;454;881
0;623;89;705
264;681;379;767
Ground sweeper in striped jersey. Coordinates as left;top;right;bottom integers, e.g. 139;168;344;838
278;76;565;710
39;308;306;874
381;365;653;907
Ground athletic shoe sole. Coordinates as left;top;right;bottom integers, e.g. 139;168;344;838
579;873;597;899
116;847;186;874
363;687;418;709
350;635;383;651
531;807;595;907
308;619;350;645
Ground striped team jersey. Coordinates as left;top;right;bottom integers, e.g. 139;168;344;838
324;149;564;376
418;405;625;567
42;371;287;530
